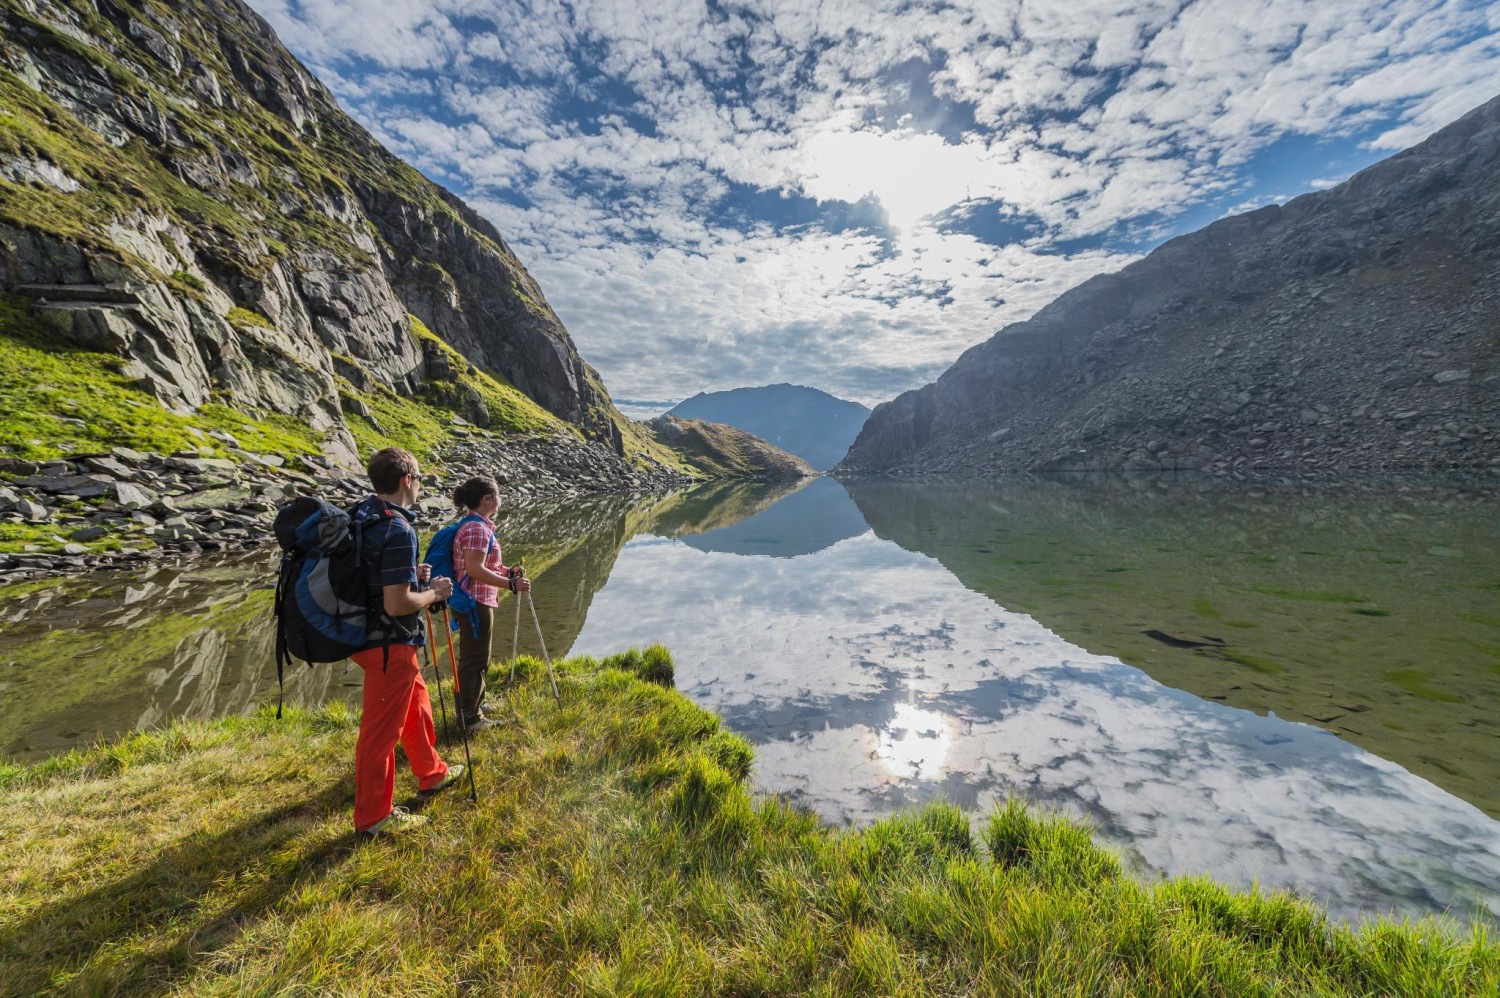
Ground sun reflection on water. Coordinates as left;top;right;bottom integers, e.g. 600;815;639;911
875;701;955;780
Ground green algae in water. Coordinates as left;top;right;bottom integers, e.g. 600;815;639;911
1224;620;1257;628
1385;668;1463;703
1254;588;1368;604
1191;598;1222;620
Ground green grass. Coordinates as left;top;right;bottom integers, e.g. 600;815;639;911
1;647;1494;995
0;295;323;464
1385;668;1464;703
1191;597;1222;619
0;519;136;555
408;315;557;435
336;315;561;464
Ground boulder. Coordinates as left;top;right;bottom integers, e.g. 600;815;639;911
16;498;50;522
111;482;157;509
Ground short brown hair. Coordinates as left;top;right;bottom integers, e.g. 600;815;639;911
367;447;419;494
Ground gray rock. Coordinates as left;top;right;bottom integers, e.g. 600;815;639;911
1433;369;1471;384
17;498;50;522
11;474;113;498
71;526;109;542
111;447;152;465
112;481;156;509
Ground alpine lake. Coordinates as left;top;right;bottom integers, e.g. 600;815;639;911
2;473;1498;927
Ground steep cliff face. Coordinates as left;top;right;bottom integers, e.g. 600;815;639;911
0;0;625;467
840;94;1500;477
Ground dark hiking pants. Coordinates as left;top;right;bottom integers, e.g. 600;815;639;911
456;602;493;722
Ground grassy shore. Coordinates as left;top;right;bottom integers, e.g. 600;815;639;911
1;648;1495;996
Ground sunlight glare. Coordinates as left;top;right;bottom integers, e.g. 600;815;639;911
800;128;992;235
874;701;955;780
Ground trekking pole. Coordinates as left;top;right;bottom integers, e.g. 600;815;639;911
508;564;523;685
437;605;479;803
526;588;560;701
419;611;452;745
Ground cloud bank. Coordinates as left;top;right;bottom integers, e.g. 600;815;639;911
250;0;1500;407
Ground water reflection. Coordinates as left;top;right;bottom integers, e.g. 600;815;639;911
571;517;1500;924
844;476;1500;817
3;473;1498;925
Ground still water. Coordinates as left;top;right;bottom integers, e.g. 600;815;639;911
2;474;1497;925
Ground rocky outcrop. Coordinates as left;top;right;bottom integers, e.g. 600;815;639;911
0;0;628;468
840;94;1500;477
0;429;694;584
646;415;817;481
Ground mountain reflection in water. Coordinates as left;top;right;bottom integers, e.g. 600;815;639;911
2;473;1497;925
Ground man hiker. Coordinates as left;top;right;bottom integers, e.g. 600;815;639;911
351;446;464;837
449;476;531;731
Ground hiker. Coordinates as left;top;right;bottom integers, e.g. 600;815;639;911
350;447;464;837
449;475;530;731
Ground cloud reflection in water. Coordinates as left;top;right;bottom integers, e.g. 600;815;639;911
571;531;1500;924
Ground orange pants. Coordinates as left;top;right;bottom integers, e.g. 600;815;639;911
351;643;449;832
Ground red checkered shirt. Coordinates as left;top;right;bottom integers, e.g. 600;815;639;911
452;517;504;607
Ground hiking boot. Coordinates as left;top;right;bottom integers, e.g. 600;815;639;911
360;806;428;839
418;763;466;798
462;714;499;732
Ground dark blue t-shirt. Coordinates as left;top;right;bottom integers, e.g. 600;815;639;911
352;495;425;648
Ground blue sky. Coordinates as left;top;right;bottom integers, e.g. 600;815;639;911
249;0;1500;410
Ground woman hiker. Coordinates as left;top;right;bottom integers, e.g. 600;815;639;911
450;475;531;731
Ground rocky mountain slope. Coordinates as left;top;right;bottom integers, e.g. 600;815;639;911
645;416;815;482
0;0;669;471
840;94;1500;477
668;384;871;470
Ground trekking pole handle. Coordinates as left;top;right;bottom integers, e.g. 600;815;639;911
507;564;526;593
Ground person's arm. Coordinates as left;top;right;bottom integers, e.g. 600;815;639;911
463;547;510;588
383;577;451;616
374;521;451;616
458;527;531;592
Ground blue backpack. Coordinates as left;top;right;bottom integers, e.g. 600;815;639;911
423;513;495;636
271;496;385;716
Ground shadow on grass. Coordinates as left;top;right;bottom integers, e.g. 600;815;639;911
0;780;357;995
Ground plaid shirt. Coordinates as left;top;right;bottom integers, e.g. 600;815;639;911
453;517;504;607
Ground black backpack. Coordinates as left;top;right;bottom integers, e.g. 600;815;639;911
271;497;375;716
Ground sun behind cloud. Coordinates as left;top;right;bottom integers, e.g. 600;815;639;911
798;127;996;236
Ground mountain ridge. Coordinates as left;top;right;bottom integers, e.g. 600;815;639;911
0;0;653;471
839;93;1500;477
667;383;870;471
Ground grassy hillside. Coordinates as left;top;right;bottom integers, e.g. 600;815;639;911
1;649;1494;995
647;415;816;481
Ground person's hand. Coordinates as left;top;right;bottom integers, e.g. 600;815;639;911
515;577;532;594
417;563;432;585
430;576;454;600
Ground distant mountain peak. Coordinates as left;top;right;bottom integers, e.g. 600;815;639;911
667;385;871;471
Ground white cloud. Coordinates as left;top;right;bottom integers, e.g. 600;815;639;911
246;0;1499;405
